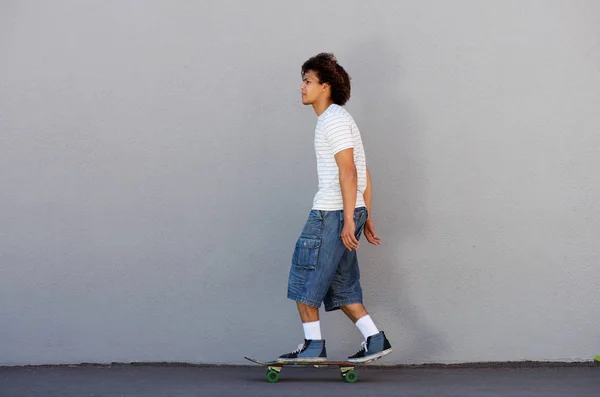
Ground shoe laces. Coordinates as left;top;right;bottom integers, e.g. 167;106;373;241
292;343;305;354
357;340;368;354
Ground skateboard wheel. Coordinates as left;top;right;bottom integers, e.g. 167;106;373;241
344;370;358;383
266;370;280;383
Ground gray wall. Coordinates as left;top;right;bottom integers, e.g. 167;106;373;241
1;0;599;365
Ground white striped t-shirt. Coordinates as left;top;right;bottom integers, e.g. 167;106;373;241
312;104;367;211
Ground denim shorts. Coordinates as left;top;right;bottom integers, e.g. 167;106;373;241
287;206;368;312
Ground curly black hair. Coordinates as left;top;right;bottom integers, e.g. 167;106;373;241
301;53;351;106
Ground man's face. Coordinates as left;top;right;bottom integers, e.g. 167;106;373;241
300;70;326;105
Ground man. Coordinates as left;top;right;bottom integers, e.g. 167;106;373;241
280;53;392;363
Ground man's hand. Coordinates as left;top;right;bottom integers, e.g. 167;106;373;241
364;218;382;246
341;218;360;251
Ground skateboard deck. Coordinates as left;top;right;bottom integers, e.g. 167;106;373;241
244;355;384;383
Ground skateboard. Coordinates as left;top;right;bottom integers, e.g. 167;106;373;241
244;355;384;383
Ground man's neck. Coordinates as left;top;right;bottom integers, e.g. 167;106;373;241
312;99;334;117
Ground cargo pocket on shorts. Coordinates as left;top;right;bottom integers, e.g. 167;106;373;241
292;237;321;270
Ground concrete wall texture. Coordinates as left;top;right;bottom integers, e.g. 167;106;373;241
1;0;599;366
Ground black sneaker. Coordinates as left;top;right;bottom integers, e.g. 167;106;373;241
279;339;327;362
348;331;392;363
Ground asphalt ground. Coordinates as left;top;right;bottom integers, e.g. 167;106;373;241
1;363;599;397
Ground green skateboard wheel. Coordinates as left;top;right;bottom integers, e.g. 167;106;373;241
344;370;358;383
266;369;280;383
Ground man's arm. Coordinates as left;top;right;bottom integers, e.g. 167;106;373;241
362;167;381;245
334;148;359;251
364;167;373;218
334;148;357;222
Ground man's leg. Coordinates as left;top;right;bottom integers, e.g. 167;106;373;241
342;302;392;363
297;302;321;340
322;207;392;362
340;303;380;341
339;303;367;323
282;210;344;361
297;302;319;321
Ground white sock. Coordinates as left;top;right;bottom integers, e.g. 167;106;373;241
302;320;322;340
355;315;379;340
